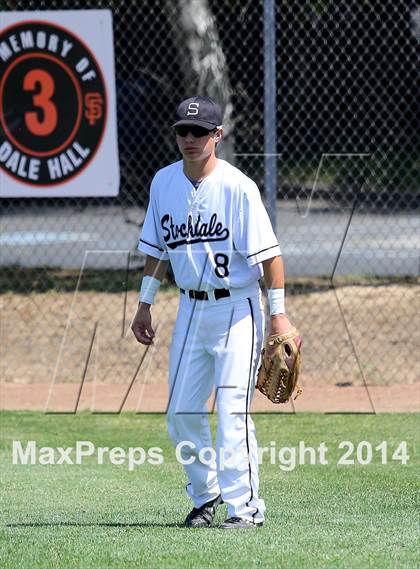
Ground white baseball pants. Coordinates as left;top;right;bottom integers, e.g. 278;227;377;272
166;286;266;524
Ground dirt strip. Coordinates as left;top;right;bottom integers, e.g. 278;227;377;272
1;383;419;413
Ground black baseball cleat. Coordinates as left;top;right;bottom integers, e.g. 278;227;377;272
219;516;263;529
184;494;223;528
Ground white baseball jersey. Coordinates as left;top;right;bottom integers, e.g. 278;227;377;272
137;158;281;290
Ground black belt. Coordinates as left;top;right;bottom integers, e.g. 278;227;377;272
180;288;231;301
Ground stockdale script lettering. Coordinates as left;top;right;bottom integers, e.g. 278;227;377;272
161;213;230;249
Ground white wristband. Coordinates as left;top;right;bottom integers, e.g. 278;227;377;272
267;288;285;315
139;276;161;305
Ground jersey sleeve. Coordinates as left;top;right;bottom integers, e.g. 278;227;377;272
137;176;169;261
234;181;281;267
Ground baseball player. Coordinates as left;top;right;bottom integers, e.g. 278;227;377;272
132;96;296;529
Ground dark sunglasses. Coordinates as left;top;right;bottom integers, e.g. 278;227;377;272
175;125;217;138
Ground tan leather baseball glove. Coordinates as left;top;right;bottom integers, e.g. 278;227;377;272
256;328;302;404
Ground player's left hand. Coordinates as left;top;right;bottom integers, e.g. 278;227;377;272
268;314;300;357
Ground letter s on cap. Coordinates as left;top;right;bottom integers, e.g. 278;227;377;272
187;102;199;116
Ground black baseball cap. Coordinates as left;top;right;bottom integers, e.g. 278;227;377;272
172;96;223;130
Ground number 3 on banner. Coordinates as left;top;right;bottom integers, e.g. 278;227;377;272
23;69;57;136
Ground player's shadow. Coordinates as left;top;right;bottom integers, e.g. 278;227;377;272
6;521;182;528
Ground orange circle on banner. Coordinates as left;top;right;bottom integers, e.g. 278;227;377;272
0;52;83;158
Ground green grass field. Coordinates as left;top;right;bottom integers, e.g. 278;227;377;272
0;412;418;568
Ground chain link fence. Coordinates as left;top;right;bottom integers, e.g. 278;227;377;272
1;0;419;400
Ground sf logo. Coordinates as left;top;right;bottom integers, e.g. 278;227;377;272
85;92;104;126
187;102;199;115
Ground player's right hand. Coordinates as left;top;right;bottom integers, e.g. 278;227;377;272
131;304;155;345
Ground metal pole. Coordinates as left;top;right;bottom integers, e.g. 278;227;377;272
263;0;278;233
